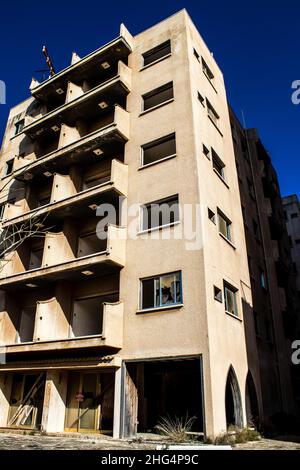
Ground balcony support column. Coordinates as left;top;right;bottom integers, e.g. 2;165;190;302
41;370;68;433
113;366;122;439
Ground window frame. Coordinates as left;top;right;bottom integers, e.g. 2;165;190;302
211;148;226;180
142;40;171;68
140;194;180;232
139;271;183;311
14;119;24;136
217;209;232;242
141;133;176;168
141;82;174;113
224;282;239;317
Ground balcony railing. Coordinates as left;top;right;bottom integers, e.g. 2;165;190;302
0;300;124;355
0;224;126;287
2;158;128;224
23;61;131;140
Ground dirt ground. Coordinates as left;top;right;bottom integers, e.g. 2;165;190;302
0;431;300;450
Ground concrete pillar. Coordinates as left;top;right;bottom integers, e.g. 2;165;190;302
113;367;122;439
41;370;67;433
0;373;13;427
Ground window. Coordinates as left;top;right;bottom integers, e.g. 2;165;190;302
214;286;222;302
253;219;260;239
141;195;179;231
197;91;205;107
201;58;214;82
291;213;298;219
224;282;238;317
140;271;182;310
142;40;171;67
218;210;232;242
4;158;14;176
193;48;200;61
212;149;225;179
208;208;216;224
259;270;267;289
206;99;220;130
14;119;24;136
142;82;173;112
141;133;176;167
203;144;210;160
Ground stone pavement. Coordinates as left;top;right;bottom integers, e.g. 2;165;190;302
0;432;300;450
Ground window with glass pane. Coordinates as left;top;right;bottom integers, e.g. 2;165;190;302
206;99;219;127
142;40;171;67
212;149;225;179
142;195;179;231
14;120;24;136
142;133;176;166
142;82;173;111
201;58;214;81
224;283;238;316
141;272;182;310
218;211;232;241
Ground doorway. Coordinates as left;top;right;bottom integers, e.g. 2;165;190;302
64;371;114;433
225;366;243;428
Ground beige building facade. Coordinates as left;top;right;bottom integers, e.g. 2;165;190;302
0;10;269;438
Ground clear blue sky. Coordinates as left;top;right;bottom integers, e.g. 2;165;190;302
0;0;299;198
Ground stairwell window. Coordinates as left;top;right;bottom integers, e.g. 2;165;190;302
142;40;171;67
140;271;182;310
224;282;238;317
206;99;221;133
142;82;174;112
218;210;232;242
202;58;214;83
141;133;176;167
141;195;179;231
212;149;225;180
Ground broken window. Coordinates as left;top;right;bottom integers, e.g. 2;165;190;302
224;282;238;317
140;271;182;310
141;133;176;166
142;40;171;67
141;195;179;231
142;82;173;112
218;210;232;242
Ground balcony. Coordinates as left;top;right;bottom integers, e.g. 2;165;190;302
2;158;128;225
30;24;133;107
0;224;126;289
0;300;124;357
23;61;131;140
12;105;129;183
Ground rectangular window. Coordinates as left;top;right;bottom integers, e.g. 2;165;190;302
224;282;238;317
201;58;214;82
14;119;24;136
4;158;14;176
142;40;171;67
218;210;232;242
193;48;200;61
141;195;179;231
142;133;176;167
142;82;173;112
197;91;205;106
140;271;182;310
206;99;220;129
260;270;267;289
203;144;210;159
212;149;225;179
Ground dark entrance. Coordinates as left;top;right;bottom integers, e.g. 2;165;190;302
225;366;243;428
123;357;204;436
245;371;259;427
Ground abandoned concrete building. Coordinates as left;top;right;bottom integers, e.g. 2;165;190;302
0;10;297;438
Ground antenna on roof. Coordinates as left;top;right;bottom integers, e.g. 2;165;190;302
42;46;56;77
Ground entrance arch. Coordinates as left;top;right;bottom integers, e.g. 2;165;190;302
225;366;243;428
245;371;259;427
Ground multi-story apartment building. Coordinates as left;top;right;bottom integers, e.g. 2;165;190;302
0;9;294;438
230;110;299;422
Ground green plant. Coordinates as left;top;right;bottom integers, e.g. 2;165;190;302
205;427;261;446
155;415;196;443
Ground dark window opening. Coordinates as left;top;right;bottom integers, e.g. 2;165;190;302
142;195;179;231
142;133;176;166
142;82;173;111
140;271;182;310
142;40;171;67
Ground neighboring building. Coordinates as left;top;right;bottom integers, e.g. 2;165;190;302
230;109;299;423
282;195;300;293
0;9;295;438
